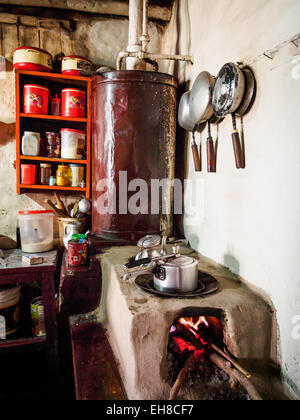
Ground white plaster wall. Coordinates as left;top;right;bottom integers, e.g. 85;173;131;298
175;0;300;397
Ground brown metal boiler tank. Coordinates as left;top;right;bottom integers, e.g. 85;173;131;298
92;70;178;241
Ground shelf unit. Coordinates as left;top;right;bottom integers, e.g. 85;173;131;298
15;70;92;198
0;249;59;381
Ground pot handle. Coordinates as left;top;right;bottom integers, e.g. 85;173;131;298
191;131;201;172
206;122;216;173
231;114;245;169
232;130;245;169
124;258;152;270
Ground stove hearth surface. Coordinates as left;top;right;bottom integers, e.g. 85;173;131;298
93;245;290;401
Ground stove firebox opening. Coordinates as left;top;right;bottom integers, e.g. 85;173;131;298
167;308;259;400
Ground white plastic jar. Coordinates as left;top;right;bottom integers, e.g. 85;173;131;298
21;131;41;156
60;128;86;159
18;210;54;253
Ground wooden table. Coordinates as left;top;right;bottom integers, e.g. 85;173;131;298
0;249;60;381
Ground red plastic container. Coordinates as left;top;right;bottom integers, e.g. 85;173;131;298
21;164;36;185
23;84;50;115
61;88;86;118
13;47;52;72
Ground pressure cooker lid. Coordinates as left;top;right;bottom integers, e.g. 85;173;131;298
165;256;196;267
137;235;161;249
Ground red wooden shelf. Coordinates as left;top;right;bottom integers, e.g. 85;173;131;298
20;184;86;192
20;113;87;123
16;69;90;83
15;70;91;198
20;155;88;164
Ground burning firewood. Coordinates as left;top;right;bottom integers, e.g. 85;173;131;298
209;352;263;401
175;319;252;380
169;353;194;401
210;343;252;379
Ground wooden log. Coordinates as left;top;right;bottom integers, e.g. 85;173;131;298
209;352;263;401
210;343;252;379
169;353;194;401
185;323;252;379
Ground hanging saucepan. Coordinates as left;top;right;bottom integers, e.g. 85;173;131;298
178;91;201;172
190;71;216;173
212;63;246;169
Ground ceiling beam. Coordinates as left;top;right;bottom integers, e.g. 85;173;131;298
0;0;174;22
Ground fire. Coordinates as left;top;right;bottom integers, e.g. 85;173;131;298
178;317;209;334
170;316;211;360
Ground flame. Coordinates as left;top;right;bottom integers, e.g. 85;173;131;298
178;316;209;336
171;316;210;359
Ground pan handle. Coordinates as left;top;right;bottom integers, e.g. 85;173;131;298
207;136;216;173
232;130;245;169
231;114;245;169
206;122;216;173
191;131;201;172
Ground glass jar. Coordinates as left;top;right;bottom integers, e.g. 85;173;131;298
39;163;52;185
56;165;70;186
49;176;56;186
46;132;61;158
21;132;41;156
69;164;84;187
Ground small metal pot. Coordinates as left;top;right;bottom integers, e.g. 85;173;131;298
124;245;199;293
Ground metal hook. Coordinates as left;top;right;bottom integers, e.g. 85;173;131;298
263;52;274;60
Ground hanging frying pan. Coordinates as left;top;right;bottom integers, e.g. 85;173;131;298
236;67;256;117
212;63;246;169
178;91;195;131
190;71;216;173
178;91;201;172
189;71;215;124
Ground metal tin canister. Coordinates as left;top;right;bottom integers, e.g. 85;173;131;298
31;297;45;337
13;47;53;72
68;240;87;267
61;55;92;76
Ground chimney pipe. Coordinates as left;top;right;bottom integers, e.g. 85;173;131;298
127;0;146;70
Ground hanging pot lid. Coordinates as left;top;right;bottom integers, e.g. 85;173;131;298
212;62;246;118
178;91;195;131
189;71;215;125
137;235;161;249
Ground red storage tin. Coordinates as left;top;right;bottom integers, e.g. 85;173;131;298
21;164;36;185
68;240;87;266
61;88;86;118
61;55;92;76
23;84;50;115
13;47;52;72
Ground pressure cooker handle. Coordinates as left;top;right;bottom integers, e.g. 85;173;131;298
124;258;152;270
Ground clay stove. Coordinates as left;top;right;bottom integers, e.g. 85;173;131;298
93;245;284;401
